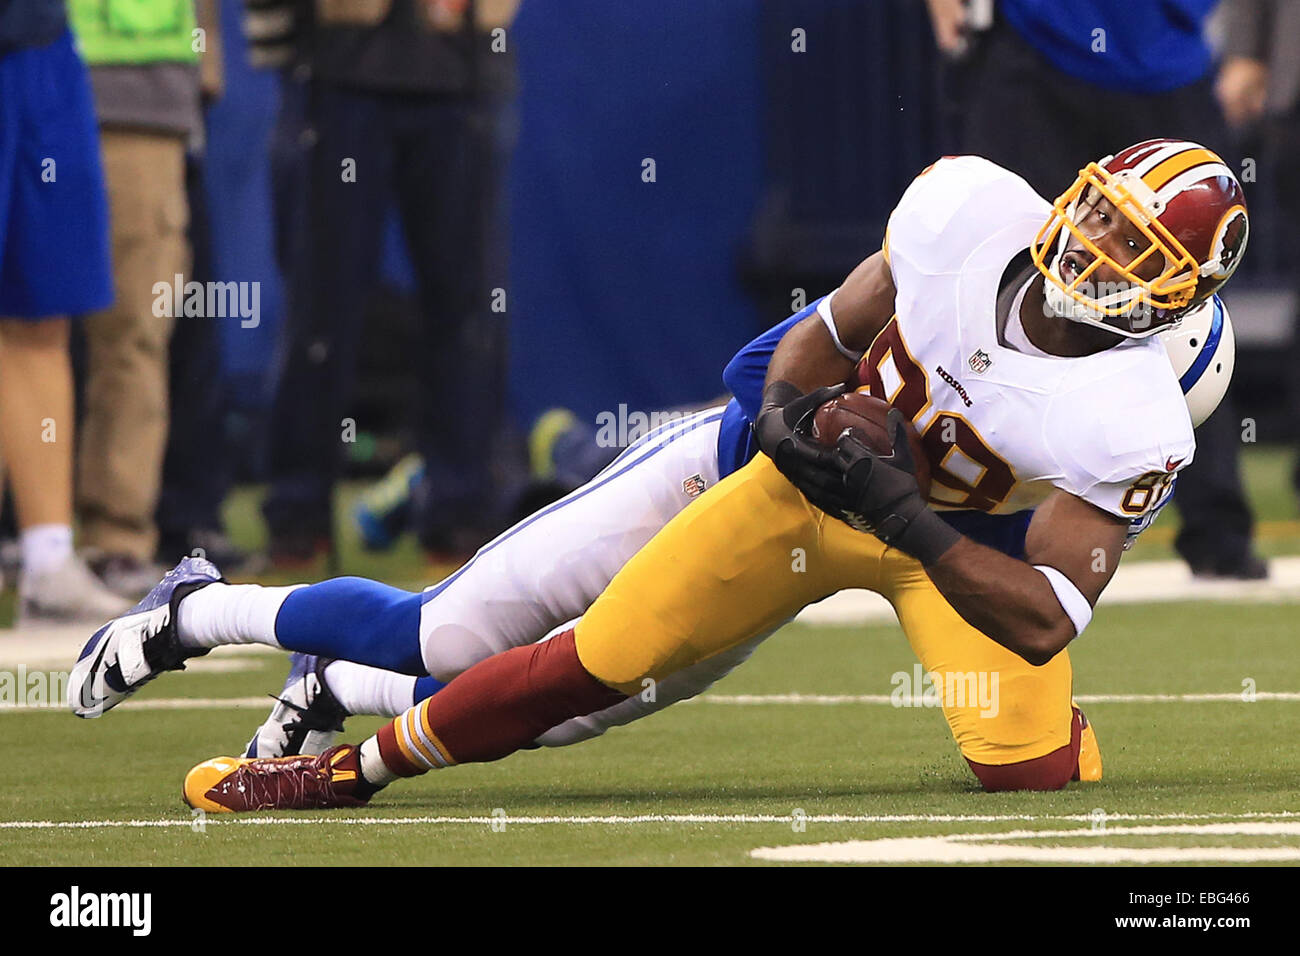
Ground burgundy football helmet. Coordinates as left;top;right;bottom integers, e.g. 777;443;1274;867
1031;138;1249;337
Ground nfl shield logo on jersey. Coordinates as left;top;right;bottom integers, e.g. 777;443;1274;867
968;349;992;374
682;474;708;498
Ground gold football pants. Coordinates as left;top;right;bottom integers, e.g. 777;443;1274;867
574;453;1073;765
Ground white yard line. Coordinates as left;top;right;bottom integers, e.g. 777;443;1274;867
2;554;1296;712
0;696;270;713
4;690;1297;714
3;810;1299;832
751;821;1300;864
687;691;1300;705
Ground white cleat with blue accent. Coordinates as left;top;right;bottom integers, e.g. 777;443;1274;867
243;653;350;758
67;557;225;718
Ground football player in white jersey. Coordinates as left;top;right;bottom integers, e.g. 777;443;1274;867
69;140;1248;810
223;289;1230;767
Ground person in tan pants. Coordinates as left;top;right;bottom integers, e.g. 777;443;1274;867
76;129;187;595
70;0;217;597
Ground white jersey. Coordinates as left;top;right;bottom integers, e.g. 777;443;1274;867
851;156;1194;524
417;407;768;746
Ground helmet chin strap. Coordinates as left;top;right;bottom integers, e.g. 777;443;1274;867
1043;276;1090;322
1043;256;1112;324
1045;279;1152;335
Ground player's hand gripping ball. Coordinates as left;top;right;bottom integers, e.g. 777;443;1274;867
810;392;931;499
798;390;933;539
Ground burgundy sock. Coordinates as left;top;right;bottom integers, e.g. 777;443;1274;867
378;628;625;772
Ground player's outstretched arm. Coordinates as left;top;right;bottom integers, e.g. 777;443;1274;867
924;491;1129;666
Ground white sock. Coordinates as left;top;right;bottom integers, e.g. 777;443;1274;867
20;524;73;577
322;660;418;717
359;736;397;787
176;582;304;649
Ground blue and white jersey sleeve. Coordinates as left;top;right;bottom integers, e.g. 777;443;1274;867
716;299;827;479
721;298;825;423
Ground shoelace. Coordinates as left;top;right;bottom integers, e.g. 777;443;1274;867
268;681;348;750
217;753;358;811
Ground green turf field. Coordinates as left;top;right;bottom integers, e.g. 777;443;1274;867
2;603;1299;865
1;446;1298;865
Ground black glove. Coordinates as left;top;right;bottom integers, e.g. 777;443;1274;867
825;408;959;566
753;381;851;507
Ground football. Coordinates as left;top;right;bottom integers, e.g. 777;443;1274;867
810;390;932;499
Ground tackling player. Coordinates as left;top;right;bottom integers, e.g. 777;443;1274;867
69;139;1246;808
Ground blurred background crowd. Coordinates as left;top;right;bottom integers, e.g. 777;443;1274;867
0;0;1296;626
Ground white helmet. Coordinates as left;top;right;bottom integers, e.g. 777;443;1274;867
1158;294;1234;428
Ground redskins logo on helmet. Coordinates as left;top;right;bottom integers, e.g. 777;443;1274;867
1030;138;1250;338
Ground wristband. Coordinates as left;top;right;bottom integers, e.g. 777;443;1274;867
890;508;960;566
761;380;804;411
1034;564;1093;637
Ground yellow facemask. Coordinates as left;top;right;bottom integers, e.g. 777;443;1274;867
1031;162;1202;320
